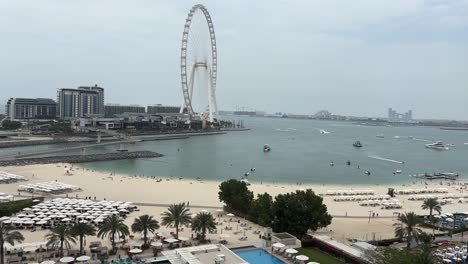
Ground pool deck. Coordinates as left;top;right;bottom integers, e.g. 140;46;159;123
162;244;247;264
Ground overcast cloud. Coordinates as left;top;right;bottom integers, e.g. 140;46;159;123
0;0;467;119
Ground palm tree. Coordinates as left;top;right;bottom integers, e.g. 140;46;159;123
131;215;160;247
421;198;442;234
0;223;24;264
161;203;192;238
70;222;96;255
393;212;424;250
459;221;466;242
45;225;76;257
191;212;216;241
97;215;130;252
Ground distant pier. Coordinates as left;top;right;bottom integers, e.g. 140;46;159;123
0;151;162;167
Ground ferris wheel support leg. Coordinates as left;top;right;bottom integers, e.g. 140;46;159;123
207;68;216;123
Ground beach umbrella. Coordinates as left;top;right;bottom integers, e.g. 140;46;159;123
286;248;298;254
0;216;10;221
226;213;235;217
129;248;142;254
296;255;309;261
24;247;38;252
32;199;41;202
164;238;179;243
59;257;75;263
40;261;55;264
150;241;162;247
307;262;320;264
273;243;285;248
61;218;72;222
36;221;48;225
76;256;91;262
24;220;35;225
216;209;224;212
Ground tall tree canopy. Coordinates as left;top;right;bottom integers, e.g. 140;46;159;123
218;179;253;214
271;189;332;238
249;193;273;227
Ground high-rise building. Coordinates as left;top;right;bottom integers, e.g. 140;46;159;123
78;85;104;115
147;104;186;114
105;104;145;117
6;98;56;120
57;85;105;119
387;108;413;121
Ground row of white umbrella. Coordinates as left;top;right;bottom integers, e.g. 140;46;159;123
39;255;91;264
18;181;80;193
326;190;374;196
333;195;391;202
395;188;448;195
0;198;136;228
272;243;318;263
0;171;25;182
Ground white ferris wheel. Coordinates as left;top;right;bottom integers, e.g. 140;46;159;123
180;4;218;122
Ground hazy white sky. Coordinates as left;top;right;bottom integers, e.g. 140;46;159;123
0;0;467;119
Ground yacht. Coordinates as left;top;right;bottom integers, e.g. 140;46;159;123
353;141;363;148
425;141;450;150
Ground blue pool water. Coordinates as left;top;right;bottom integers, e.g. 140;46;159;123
235;248;285;264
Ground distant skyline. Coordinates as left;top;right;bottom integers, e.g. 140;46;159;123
1;0;467;120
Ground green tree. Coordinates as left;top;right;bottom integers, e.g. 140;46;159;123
97;215;130;252
0;223;24;264
45;225;76;257
0;120;22;130
70;223;96;255
249;193;273;226
191;212;216;242
161;203;192;238
218;179;254;214
271;189;332;238
131;215;160;248
394;212;425;250
421;198;442;234
365;244;439;264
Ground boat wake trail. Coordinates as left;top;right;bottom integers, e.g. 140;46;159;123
312;127;331;134
275;128;297;132
368;155;404;164
413;138;431;142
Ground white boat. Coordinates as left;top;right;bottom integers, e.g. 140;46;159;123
425;141;450;150
376;134;384;138
395;169;402;174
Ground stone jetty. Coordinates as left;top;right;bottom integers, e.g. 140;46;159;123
0;151;162;167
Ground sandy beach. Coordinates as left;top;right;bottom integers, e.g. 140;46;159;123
1;163;467;247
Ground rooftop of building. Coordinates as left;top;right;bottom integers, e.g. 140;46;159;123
162;244;247;264
7;98;56;104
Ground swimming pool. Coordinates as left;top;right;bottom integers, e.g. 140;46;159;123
234;248;285;264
